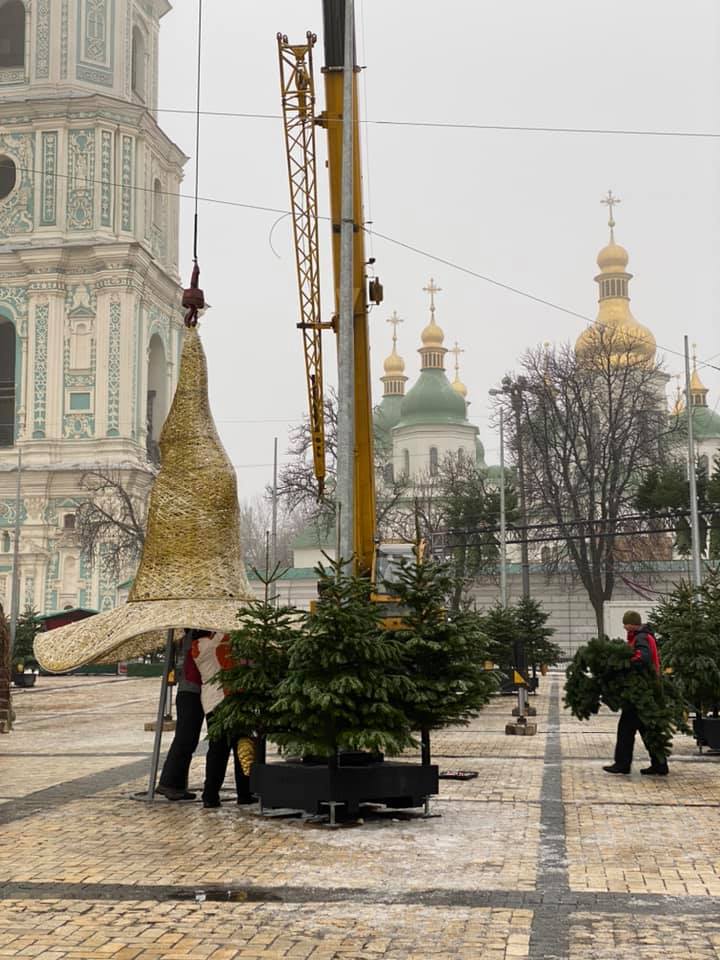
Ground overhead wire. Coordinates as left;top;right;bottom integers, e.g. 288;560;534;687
152;106;720;140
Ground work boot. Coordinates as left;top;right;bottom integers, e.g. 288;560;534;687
156;785;196;801
640;764;668;776
602;764;631;774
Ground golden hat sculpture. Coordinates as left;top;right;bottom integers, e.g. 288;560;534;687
34;327;253;673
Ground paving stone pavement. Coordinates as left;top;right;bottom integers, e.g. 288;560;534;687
1;672;719;959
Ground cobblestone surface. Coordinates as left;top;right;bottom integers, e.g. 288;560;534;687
1;673;719;958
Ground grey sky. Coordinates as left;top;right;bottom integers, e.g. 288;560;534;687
158;1;720;497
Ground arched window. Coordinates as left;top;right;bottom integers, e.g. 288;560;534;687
429;446;439;477
0;156;17;201
458;446;465;460
1;532;10;553
0;2;25;69
402;449;410;478
0;318;16;447
699;454;710;476
131;26;146;99
63;514;76;531
146;334;168;463
383;462;394;484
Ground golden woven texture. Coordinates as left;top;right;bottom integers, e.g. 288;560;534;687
236;737;256;776
35;328;253;674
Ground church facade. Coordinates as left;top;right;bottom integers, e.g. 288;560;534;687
0;0;185;618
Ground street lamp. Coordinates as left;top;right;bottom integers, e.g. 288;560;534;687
490;381;531;724
487;392;507;608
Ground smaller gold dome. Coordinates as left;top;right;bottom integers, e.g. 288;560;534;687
690;366;706;393
597;242;629;273
451;376;467;398
383;347;405;376
421;317;444;348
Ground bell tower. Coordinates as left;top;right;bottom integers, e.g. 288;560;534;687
0;1;186;617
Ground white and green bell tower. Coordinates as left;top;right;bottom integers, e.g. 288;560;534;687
0;0;186;617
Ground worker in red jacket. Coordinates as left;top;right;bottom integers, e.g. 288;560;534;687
603;610;669;777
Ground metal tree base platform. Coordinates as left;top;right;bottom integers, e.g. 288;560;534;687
250;761;439;819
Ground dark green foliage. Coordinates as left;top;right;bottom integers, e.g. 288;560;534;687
272;560;416;758
388;555;496;731
635;457;720;559
207;570;298;743
479;598;561;676
13;606;41;668
564;637;688;762
650;570;720;716
478;602;518;675
515;597;563;672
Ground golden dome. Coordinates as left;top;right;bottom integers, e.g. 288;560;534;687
597;242;629;273
576;195;656;365
421;316;445;348
690;366;706;393
575;315;656;363
383;345;405;376
451;376;467;398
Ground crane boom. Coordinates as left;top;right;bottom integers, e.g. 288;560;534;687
277;32;327;498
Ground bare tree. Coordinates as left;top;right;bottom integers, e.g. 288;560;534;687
277;386;409;534
239;493;309;572
502;331;676;636
75;467;155;587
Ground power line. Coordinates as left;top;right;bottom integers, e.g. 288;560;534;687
364;226;720;374
153;105;720;140
4;164;720;374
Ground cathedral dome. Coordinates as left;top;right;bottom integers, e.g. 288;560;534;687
576;192;656;366
596;242;629;272
421;316;445;348
451;377;468;398
397;369;467;427
384;348;405;375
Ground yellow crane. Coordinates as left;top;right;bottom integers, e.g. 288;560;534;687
277;10;382;579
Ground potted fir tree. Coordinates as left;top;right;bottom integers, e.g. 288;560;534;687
651;571;720;749
515;597;562;688
387;554;496;764
11;606;42;688
256;559;429;818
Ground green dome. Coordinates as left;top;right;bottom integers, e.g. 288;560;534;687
692;405;720;440
374;394;404;437
396;369;467;428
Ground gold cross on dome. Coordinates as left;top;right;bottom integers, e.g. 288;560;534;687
387;310;403;349
692;342;698;369
423;277;442;316
450;340;464;376
601;190;621;242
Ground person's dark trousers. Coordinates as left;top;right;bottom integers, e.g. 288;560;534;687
159;691;204;790
202;712;252;804
614;707;667;771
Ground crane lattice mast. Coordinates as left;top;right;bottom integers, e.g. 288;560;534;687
277;33;329;498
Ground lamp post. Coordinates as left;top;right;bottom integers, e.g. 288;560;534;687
488;394;508;608
491;380;531;724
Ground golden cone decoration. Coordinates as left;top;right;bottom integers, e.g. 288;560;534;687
236;737;256;776
35;328;253;673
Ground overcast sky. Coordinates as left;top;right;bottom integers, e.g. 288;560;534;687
157;1;720;498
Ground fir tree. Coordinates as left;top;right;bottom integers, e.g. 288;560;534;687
515;597;562;675
388;554;496;732
208;565;298;744
272;559;416;758
13;606;42;669
650;570;720;717
564;636;688;761
478;602;519;677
